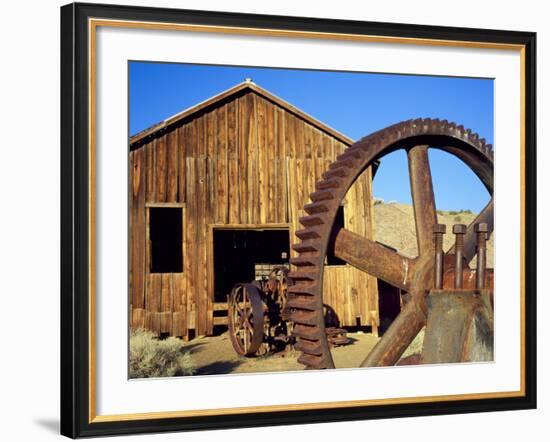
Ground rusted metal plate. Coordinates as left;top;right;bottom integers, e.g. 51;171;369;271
421;289;493;364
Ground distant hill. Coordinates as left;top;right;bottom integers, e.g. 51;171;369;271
372;202;494;267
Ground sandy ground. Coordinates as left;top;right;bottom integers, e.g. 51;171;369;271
181;330;424;375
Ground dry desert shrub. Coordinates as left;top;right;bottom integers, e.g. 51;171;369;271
129;328;194;378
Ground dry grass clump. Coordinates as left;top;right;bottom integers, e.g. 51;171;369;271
129;328;194;378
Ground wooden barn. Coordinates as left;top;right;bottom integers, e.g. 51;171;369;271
129;80;379;340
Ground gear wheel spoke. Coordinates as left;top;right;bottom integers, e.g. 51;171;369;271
289;118;494;370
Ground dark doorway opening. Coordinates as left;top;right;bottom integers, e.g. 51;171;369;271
326;205;345;265
149;207;183;273
213;229;290;303
377;279;402;334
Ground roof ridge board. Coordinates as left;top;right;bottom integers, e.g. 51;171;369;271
130;81;353;148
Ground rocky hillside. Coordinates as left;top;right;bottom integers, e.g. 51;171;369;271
372;202;494;267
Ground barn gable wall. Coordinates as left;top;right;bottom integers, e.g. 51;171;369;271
130;90;379;339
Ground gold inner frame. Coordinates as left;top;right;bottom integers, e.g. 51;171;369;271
88;17;527;423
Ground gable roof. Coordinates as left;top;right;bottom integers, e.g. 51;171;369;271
130;80;354;148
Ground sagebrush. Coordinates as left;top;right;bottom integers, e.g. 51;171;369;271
129;328;194;378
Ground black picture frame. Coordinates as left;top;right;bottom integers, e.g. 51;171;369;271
60;2;537;438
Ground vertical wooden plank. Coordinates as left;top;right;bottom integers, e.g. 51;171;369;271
145;206;150;299
185;156;197;338
271;105;279;223
161;274;172;312
196;158;208;336
160;274;172;333
186;120;197;158
266;101;276;223
296;118;306;160
197;114;207;157
249;93;259;224
256;95;267;224
216;106;228;224
278;108;288;223
155;134;167;201
149;274;162;335
286;158;297;258
206;111;217;222
174;274;186;337
227;100;239;224
285;113;296;159
239;96;249;224
300;120;315;158
177;124;186;203
321;133;331;158
131;148;146;312
145;141;155;202
313;129;322;159
204;121;216;335
167;129;178;203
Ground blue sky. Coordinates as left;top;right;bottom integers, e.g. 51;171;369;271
129;62;493;212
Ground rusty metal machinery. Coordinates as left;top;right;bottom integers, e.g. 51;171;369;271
288;118;494;369
228;267;350;356
228;267;295;356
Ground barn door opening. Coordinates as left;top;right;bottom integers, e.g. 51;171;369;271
213;228;290;304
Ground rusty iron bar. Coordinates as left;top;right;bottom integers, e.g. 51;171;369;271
453;224;467;289
475;222;488;290
442;268;493;290
408;145;438;256
434;224;447;289
333;227;416;291
360;298;426;367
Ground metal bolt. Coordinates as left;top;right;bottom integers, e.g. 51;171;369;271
475;223;488;290
433;224;446;289
453;224;467;289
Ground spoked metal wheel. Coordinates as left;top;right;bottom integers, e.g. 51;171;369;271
228;283;265;356
287;119;494;369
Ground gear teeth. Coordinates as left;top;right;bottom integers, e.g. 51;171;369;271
316;178;341;190
310;189;336;202
337;150;362;161
304;201;330;215
290;117;493;371
298;353;327;369
322;167;348;179
286;296;317;311
288;282;317;296
289;256;319;267
290;309;318;325
295;228;321;240
288;271;316;281
299;214;324;227
292;324;323;340
331;157;354;168
295;339;323;355
292;241;319;253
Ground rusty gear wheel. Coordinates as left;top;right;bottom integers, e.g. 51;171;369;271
228;283;265;356
287;118;494;369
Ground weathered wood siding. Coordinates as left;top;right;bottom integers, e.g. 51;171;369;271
130;90;378;339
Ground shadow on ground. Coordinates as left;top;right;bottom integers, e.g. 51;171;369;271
194;360;242;375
